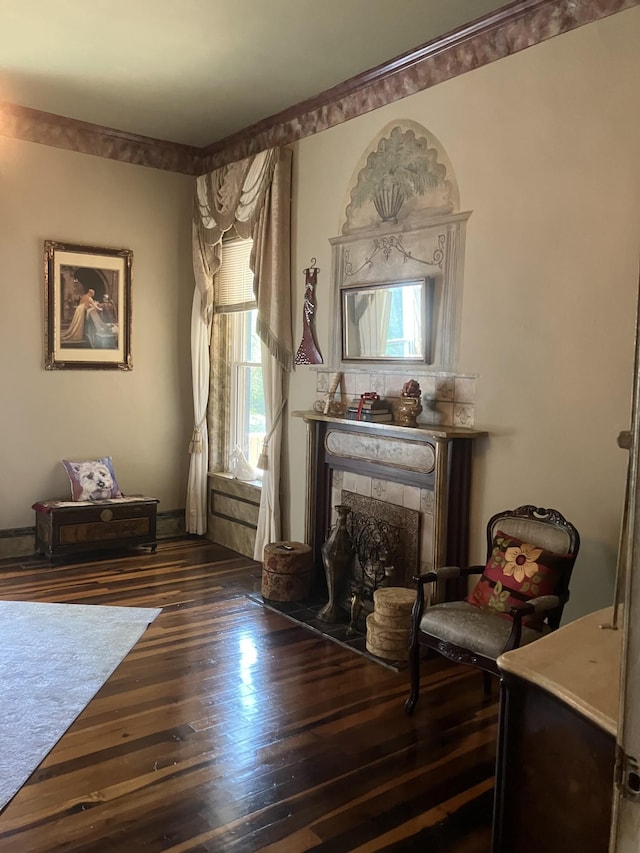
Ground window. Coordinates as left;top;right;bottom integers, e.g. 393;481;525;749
230;307;264;472
217;238;265;474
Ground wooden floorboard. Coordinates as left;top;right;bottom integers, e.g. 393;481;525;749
0;537;497;852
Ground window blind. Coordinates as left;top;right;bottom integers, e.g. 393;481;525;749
215;238;255;313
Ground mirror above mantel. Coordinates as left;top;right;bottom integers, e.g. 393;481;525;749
330;120;470;373
341;277;433;364
330;211;470;371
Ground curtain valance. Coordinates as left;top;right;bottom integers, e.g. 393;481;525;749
192;147;291;369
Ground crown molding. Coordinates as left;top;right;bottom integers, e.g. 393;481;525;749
198;0;639;173
0;102;200;174
0;0;637;176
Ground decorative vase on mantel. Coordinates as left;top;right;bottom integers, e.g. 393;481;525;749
396;397;423;428
318;505;355;623
396;378;423;428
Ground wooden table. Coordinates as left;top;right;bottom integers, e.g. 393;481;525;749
492;606;621;853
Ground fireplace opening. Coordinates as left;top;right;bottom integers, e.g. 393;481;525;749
338;491;419;626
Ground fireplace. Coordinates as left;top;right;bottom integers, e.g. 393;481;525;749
334;490;419;627
341;488;417;582
293;411;486;604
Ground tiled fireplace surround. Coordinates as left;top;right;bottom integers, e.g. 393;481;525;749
311;366;477;582
297;378;484;606
314;368;476;429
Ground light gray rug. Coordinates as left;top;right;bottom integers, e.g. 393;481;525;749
0;600;161;813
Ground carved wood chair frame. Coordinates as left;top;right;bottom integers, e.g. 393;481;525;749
404;505;581;714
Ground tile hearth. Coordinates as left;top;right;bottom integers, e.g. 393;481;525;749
249;591;407;672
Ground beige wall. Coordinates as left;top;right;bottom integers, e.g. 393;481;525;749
0;139;194;529
287;7;640;622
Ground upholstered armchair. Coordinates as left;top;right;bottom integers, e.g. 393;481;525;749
404;505;580;715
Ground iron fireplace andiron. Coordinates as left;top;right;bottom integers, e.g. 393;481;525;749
318;499;402;633
294;259;323;365
347;514;397;636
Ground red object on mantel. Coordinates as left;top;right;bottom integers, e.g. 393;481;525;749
356;392;380;419
346;392;393;422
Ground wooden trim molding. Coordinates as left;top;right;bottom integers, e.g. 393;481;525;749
1;0;637;175
0;102;201;175
200;0;639;172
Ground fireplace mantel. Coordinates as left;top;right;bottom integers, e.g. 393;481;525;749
292;411;487;600
293;411;485;440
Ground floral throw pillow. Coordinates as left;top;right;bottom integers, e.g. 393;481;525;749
62;456;123;502
466;530;572;629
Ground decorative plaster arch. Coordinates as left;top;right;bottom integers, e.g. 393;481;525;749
330;120;470;371
342;120;460;235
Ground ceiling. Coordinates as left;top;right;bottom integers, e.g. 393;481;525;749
0;0;508;148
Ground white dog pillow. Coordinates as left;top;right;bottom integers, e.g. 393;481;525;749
62;456;123;501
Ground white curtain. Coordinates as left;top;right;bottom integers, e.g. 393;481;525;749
185;286;211;534
187;147;292;543
358;290;392;357
254;341;285;556
186;198;218;535
250;150;292;558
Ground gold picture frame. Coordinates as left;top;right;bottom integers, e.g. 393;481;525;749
44;241;133;370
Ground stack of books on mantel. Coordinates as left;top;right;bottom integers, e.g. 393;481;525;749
346;396;394;423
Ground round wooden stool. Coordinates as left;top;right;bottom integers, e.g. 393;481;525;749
262;541;312;602
366;586;415;661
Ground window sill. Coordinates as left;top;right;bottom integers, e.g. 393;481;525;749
208;471;262;496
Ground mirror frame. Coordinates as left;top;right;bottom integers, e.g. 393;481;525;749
340;276;434;364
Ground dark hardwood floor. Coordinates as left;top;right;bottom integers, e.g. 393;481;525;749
0;537;498;852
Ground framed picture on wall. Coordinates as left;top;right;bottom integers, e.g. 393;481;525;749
44;241;133;370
